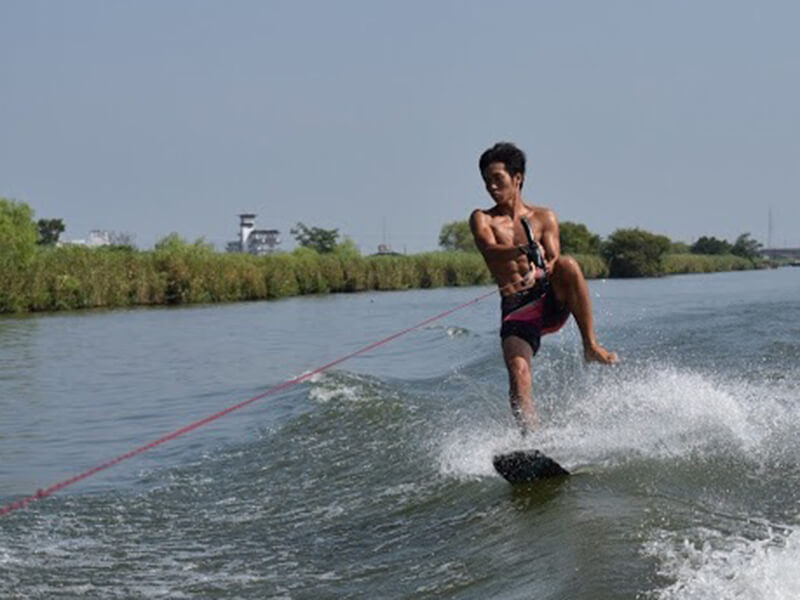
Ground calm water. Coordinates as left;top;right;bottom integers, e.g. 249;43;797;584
1;268;799;599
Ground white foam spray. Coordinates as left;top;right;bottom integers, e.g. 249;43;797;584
644;526;800;599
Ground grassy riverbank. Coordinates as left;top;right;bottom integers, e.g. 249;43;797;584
562;252;755;278
663;253;754;274
0;244;762;314
5;246;493;313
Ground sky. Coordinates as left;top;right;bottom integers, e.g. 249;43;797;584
1;0;799;252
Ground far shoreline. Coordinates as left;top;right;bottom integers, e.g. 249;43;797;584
0;249;768;317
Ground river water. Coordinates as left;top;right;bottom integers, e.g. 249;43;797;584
1;268;799;599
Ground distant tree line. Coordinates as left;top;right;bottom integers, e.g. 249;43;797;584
0;196;767;314
0;198;489;313
438;219;764;278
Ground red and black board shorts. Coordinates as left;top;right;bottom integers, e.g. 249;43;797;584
500;284;570;355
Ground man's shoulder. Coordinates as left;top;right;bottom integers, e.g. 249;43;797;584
469;206;498;223
527;204;558;225
526;202;555;215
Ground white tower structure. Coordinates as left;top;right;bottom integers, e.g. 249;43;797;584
239;213;256;251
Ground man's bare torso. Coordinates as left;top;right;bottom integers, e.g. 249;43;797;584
472;202;554;291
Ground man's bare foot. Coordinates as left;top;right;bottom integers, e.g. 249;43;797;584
584;343;618;364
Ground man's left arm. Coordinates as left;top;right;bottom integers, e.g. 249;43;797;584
539;210;560;277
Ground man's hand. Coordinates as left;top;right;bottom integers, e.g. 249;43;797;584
523;239;547;269
544;255;557;278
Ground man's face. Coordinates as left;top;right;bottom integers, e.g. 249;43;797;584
482;162;522;206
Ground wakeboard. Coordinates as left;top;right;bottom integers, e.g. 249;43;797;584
492;449;569;484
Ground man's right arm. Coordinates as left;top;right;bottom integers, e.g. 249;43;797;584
469;210;525;263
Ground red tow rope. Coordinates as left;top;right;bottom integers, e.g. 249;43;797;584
1;289;495;517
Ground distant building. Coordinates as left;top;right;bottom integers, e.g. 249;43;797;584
373;243;402;256
87;230;111;246
762;247;800;260
59;229;112;247
226;213;281;255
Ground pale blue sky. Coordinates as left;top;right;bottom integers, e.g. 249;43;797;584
2;0;798;251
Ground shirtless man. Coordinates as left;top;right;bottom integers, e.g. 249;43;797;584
470;142;617;433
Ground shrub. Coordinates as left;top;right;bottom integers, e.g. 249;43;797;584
0;199;38;312
603;228;671;278
439;221;478;252
573;254;608;279
560;222;602;255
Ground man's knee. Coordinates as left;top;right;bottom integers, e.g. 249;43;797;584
554;255;582;280
551;256;585;296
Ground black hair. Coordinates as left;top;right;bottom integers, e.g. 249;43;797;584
479;142;526;189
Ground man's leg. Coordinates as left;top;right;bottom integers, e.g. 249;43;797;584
502;335;537;433
549;255;617;364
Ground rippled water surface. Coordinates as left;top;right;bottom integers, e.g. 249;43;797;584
1;269;799;598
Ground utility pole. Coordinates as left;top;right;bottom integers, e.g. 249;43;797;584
767;207;773;249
